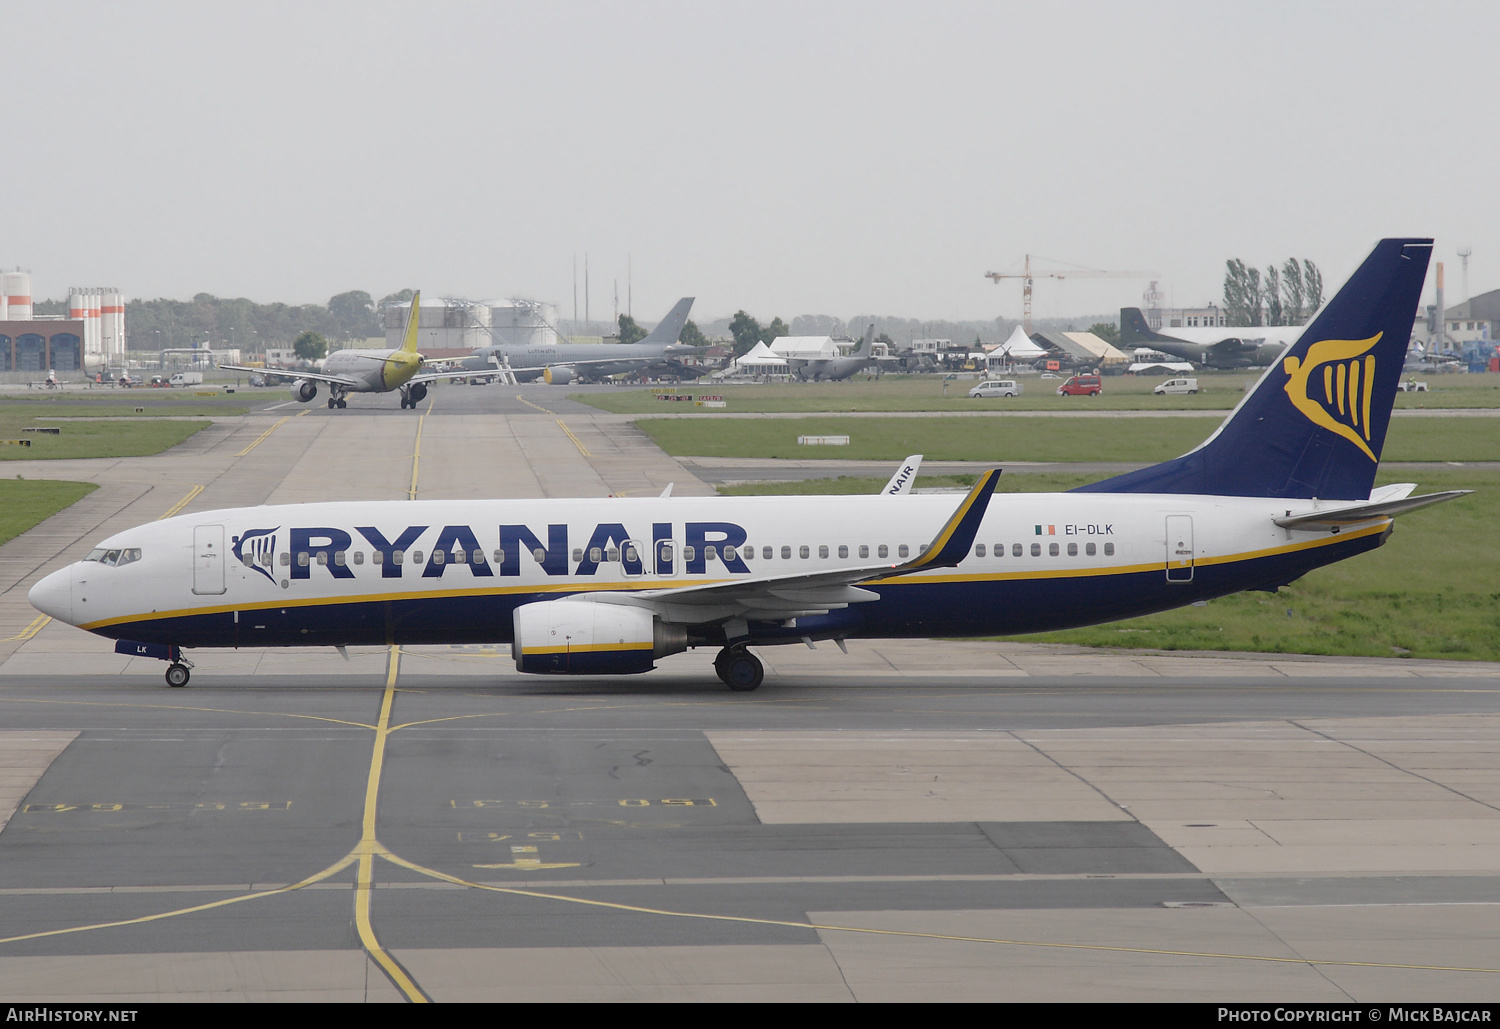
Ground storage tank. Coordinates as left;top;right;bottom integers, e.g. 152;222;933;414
1;271;32;320
101;289;124;361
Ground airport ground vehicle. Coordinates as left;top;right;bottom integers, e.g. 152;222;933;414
29;239;1468;692
1057;374;1102;396
169;372;203;387
1153;377;1200;395
968;379;1023;398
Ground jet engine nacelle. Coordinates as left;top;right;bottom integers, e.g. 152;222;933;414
407;382;428;403
290;379;318;402
542;365;574;385
512;600;686;675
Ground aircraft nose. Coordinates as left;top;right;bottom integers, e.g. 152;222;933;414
28;567;74;625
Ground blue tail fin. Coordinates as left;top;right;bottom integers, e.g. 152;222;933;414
1076;238;1431;501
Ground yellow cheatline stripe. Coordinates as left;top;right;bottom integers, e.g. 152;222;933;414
515;393;554;414
4;614;51;642
158;484;203;520
236;416;290;457
74;521;1391;633
371;851;1500;977
354;645;430;1003
556;420;592;457
524;642;653;655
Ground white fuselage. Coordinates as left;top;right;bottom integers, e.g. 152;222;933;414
30;491;1389;652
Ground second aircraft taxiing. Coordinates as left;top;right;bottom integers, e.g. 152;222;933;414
31;239;1466;691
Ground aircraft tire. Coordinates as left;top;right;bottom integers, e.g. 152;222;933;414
713;647;733;684
165;663;190;688
723;650;763;692
337;399;347;409
327;397;336;409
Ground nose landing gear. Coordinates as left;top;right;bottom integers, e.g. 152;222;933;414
165;662;191;688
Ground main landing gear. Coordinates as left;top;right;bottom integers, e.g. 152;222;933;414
713;646;763;692
399;383;428;410
326;396;347;409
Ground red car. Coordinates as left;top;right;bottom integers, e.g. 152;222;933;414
1057;374;1102;396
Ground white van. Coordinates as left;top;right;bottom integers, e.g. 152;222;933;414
1153;377;1199;395
968;379;1023;398
169;371;203;387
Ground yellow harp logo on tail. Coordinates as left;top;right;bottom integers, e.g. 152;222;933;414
1281;333;1383;462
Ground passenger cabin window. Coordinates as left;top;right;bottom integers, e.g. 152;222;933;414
1104;542;1115;556
878;544;888;558
624;544;639;563
432;550;445;565
722;545;735;562
683;546;696;563
372;551;384;565
1085;543;1096;556
1012;543;1022;557
975;544;986;557
898;544;909;558
353;551;364;565
1067;543;1077;556
412;551;424;564
590;548;602;563
1030;543;1041;557
818;545;829;558
493;549;505;564
335;552;347;566
781;546;791;560
705;546;717;561
297;553;309;567
859;545;870;559
762;546;773;560
574;548;585;562
281;552;292;567
393;551;404;565
838;545;848;558
1049;543;1059;557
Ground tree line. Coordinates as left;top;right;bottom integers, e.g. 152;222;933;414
1223;259;1323;327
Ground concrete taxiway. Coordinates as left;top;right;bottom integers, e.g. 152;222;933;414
1;383;1498;1002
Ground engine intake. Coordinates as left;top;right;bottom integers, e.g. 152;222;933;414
290;379;318;402
542;365;574;385
513;600;686;675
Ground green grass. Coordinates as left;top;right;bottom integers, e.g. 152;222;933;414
640;414;1500;463
0;397;248;418
0;480;98;546
0;415;211;461
573;372;1500;414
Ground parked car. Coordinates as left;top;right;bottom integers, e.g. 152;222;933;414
1153;377;1199;395
1057;374;1102;396
968;379;1023;398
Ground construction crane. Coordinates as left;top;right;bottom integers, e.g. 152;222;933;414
985;255;1160;334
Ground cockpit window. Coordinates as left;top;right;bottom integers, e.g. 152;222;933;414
83;547;141;567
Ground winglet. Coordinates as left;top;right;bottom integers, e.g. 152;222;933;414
400;291;423;353
895;468;1001;572
882;454;923;495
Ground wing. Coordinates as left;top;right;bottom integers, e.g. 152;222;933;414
408;368;500;385
219;364;360;388
600;469;1001;626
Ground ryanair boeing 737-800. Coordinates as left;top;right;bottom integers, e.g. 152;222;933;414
30;239;1467;690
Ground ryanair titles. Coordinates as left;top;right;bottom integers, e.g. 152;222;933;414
232;521;751;583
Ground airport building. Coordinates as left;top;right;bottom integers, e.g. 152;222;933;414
0;270;125;374
384;298;559;351
1442;288;1499;343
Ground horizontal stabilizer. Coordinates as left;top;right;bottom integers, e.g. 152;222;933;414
1274;490;1471;529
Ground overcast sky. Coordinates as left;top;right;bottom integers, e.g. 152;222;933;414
5;1;1496;324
